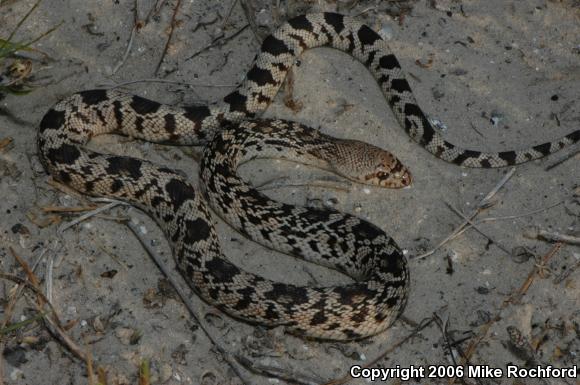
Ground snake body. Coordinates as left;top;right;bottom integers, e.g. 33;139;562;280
198;119;408;338
38;13;579;339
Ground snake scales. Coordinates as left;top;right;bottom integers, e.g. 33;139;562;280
38;13;579;339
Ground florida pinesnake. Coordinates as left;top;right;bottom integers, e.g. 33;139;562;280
38;13;579;340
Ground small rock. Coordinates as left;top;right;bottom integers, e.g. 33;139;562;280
3;346;27;367
490;110;504;126
10;368;24;381
0;158;21;179
92;316;106;333
511;246;534;264
430;116;448;131
450;68;468;76
432;87;445;100
476;310;491;324
328;344;364;360
11;223;29;235
159;363;172;383
255;9;272;28
204;309;226;329
325;197;339;208
143;287;165;309
200;371;217;385
115;327;141;345
378;24;393;40
476;286;490;295
171;344;189;365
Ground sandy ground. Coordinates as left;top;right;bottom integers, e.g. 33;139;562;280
1;0;579;384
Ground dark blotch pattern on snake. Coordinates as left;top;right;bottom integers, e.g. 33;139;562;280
38;13;579;339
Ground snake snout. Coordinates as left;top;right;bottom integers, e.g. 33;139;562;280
368;150;412;189
380;165;412;188
392;168;413;188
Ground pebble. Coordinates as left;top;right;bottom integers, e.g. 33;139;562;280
159;363;173;383
3;347;27;367
490;110;504;126
511;246;534;264
378;24;393;40
10;368;24;381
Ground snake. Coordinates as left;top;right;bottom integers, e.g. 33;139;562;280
37;13;579;340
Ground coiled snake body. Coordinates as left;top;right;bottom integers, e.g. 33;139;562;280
38;13;579;339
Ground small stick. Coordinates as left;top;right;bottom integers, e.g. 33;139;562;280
45;250;55;303
0;137;13;152
0;273;87;360
86;337;96;385
415;224;471;260
221;0;239;30
93;239;130;271
154;0;182;76
553;258;580;284
433;312;458;366
144;0;169;24
416;168;515;259
506;325;537;365
475;200;564;224
416;200;563;260
113;21;138;73
444;201;512;256
239;0;260;42
480;168;516;206
514;243;562;301
0;312;46;335
104;78;235;89
58;201;124;233
9;247;40;288
186;24;249;61
256;178;351;193
544;146;580;171
112;25;137;74
235;355;321;385
0;250;46;384
42;205;98;213
46;178;89;201
139;359;151;385
523;226;580;245
1;0;42;47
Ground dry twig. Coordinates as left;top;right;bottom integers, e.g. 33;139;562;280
255;176;351;192
186;24;249;61
112;25;137;74
235;355;321;385
154;0;183;76
523;226;580;245
0;273;87;361
444;201;511;256
57;200;124;233
553;258;580;284
544;146;580;170
104;78;234;89
416;168;516;259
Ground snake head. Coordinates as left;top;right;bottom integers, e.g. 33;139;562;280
332;139;412;189
365;152;412;188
